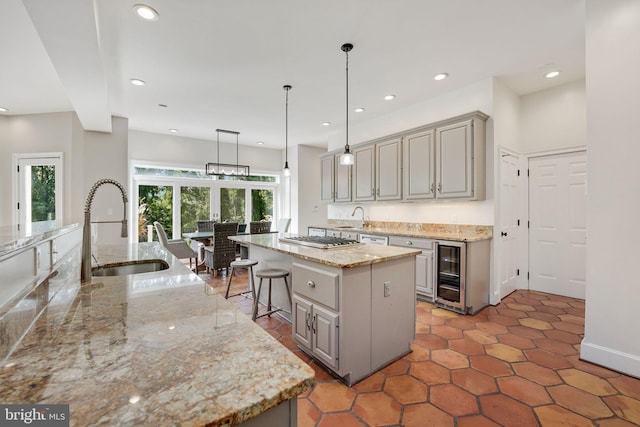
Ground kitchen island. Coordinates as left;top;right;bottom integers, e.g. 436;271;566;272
0;240;314;426
231;233;421;386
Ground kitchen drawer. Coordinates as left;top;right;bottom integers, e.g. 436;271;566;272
388;236;434;250
292;262;339;310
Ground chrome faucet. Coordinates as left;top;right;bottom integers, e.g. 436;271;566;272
351;206;365;228
81;179;128;281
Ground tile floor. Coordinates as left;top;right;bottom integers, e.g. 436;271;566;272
203;270;640;427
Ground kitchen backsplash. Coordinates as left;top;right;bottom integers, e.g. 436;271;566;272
327;219;493;238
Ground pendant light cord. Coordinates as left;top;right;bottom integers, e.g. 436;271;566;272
345;48;349;153
285;87;289;163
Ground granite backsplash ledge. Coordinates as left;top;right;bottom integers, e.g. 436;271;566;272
326;220;493;238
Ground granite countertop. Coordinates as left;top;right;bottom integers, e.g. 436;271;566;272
0;242;314;426
313;221;493;242
0;223;80;258
231;233;421;269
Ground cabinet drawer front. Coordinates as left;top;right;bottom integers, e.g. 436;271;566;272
293;262;339;310
388;236;434;250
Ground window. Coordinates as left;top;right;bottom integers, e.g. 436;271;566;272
133;164;279;241
14;153;63;234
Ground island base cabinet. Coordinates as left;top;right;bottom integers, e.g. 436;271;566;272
240;398;297;427
292;257;416;386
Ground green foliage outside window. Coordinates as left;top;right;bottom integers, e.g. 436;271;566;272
138;185;173;242
31;165;56;222
181;186;211;233
252;189;273;221
220;188;246;222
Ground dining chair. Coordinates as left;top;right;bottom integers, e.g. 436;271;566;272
276;218;291;233
249;221;272;234
154;221;198;271
203;222;239;276
197;220;214;232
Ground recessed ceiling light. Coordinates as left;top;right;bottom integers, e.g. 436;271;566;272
545;70;560;78
130;78;146;86
384;95;396;101
0;107;8;112
257;141;264;145
169;129;178;133
354;107;365;113
133;4;159;21
322;122;331;127
434;73;448;81
158;104;167;108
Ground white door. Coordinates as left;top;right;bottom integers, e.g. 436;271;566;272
498;149;520;299
529;151;587;299
15;153;63;234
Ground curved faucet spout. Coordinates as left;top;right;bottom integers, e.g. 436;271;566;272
81;179;129;281
351;206;365;227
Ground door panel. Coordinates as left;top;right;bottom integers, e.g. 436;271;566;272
293;296;312;349
311;304;339;369
498;150;520;299
529;151;587;299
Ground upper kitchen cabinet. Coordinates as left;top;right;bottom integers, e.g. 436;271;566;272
352;138;402;202
403;129;436;200
320;154;351;203
403;111;488;201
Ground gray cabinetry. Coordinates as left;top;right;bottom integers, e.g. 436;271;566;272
352;138;402;202
389;236;435;301
403;129;436;200
353;145;375;201
320;155;351;203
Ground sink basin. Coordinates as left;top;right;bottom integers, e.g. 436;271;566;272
92;260;170;277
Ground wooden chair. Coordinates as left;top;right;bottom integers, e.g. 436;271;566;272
204;222;239;276
249;221;272;234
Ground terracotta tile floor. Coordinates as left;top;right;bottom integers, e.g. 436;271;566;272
202;270;640;426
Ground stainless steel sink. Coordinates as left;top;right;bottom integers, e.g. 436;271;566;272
92;260;170;277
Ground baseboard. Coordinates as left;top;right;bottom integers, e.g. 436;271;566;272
580;340;640;379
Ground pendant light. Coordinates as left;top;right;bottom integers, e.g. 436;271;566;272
283;84;292;177
339;43;355;166
205;129;250;176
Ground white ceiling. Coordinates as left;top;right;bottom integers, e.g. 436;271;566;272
0;0;585;148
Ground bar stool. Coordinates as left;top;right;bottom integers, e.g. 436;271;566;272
225;259;258;300
253;268;292;321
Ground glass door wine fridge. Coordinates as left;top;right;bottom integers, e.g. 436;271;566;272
435;241;466;312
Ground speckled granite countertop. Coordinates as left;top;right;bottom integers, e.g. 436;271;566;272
312;221;493;242
0;223;80;258
231;233;421;268
0;242;314;426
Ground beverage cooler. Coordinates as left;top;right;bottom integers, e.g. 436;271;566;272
435;239;491;315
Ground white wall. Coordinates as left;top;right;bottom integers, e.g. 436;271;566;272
520;79;587;153
582;0;640;378
128;130;282;174
327;78;495;226
0;116;9;225
296;145;327;234
1;112;77;227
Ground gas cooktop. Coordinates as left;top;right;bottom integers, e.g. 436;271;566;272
279;235;361;249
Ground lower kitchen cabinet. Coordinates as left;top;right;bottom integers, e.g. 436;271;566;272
293;295;339;369
292;256;415;386
389;236;435;302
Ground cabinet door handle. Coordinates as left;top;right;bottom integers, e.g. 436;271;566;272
437;183;442;193
311;315;317;334
430;183;435;194
406;241;413;245
305;313;311;331
307;280;316;288
371;188;375;196
501;232;508;237
376;188;380;196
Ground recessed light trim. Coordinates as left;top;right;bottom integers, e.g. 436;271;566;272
130;78;146;86
322;122;331;127
384;95;396;101
434;73;448;81
545;70;560;78
169;129;178;133
0;107;8;112
354;107;365;113
133;4;159;21
257;141;264;145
